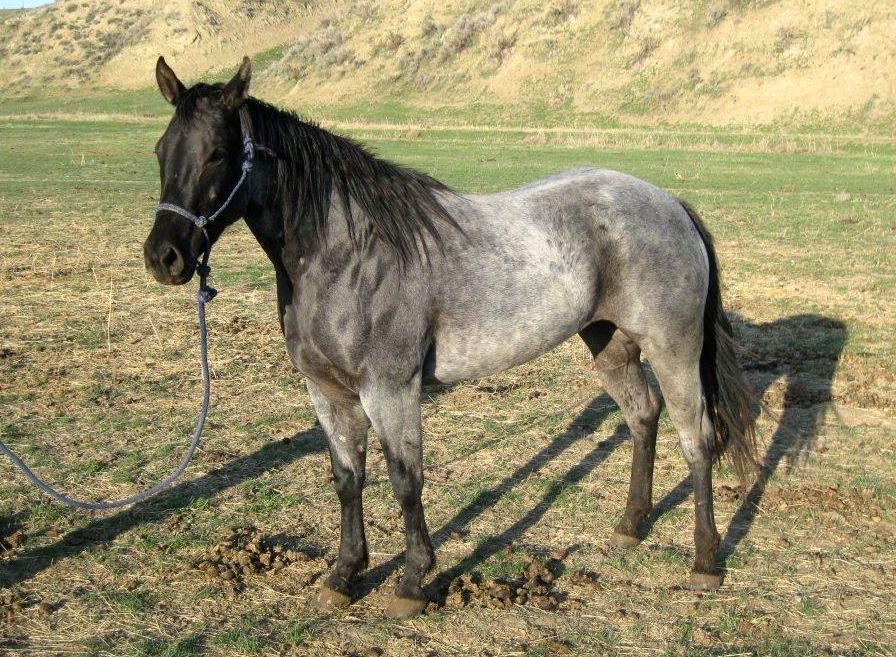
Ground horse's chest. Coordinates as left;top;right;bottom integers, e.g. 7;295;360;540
279;265;431;390
280;290;367;388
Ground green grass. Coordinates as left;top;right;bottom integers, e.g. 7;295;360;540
133;636;203;657
108;590;156;613
279;619;318;647
240;477;301;513
210;628;263;654
0;87;169;117
0;94;893;656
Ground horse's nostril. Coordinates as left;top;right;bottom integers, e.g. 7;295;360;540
160;244;184;275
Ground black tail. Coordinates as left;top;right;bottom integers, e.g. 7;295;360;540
680;199;758;483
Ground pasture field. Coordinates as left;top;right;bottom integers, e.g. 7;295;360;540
0;101;894;656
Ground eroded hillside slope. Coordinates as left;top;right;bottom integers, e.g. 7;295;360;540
1;0;892;125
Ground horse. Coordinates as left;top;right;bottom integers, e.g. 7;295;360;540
143;56;757;618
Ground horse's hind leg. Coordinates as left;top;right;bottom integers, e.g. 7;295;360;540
359;372;435;619
306;380;371;609
647;345;722;590
580;321;662;547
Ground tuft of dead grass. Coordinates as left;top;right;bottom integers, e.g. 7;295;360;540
607;0;640;34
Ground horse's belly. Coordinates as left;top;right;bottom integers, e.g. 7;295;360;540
428;302;588;383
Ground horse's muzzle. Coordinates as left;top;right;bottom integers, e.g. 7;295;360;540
144;240;194;285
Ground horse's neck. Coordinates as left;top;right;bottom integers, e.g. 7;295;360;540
242;199;299;327
243;161;381;295
244;204;283;263
242;177;331;284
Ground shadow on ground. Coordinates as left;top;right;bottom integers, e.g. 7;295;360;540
3;312;846;592
0;429;327;588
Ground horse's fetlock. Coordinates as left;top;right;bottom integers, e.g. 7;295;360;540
407;550;435;577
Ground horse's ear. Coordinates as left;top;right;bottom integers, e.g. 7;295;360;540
222;56;251;110
156;56;185;106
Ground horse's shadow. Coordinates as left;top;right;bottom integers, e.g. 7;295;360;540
2;312;846;594
0;431;328;588
719;312;847;563
644;312;848;566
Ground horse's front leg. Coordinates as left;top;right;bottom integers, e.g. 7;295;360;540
360;373;434;619
306;380;371;609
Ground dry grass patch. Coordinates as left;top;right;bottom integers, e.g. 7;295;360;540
0;116;894;655
3;0;896;125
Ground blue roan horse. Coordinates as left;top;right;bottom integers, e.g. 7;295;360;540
144;57;757;618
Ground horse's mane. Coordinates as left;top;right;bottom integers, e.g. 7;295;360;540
221;94;458;263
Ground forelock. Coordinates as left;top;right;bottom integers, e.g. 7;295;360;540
173;83;226;122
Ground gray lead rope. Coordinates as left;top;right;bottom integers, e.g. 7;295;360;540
0;125;273;511
0;262;215;511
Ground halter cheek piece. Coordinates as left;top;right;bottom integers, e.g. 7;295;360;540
153;130;275;301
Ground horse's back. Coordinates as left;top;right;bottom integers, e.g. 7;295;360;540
479;168;711;335
425;168;709;382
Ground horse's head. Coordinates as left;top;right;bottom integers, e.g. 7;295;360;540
143;56;252;285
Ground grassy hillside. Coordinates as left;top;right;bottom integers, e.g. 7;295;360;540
259;0;896;127
0;0;894;127
0;0;312;92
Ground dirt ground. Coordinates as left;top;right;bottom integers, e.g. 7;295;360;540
0;115;894;656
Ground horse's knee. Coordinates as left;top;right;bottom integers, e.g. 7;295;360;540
390;470;423;508
329;439;365;493
381;446;423;502
332;467;363;500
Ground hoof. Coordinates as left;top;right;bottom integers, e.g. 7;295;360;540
687;572;722;591
316;585;352;610
608;532;641;549
385;596;427;619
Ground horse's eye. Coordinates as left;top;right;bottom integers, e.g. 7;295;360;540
210;148;227;163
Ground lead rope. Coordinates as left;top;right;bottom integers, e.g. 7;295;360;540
1;110;274;510
0;233;217;511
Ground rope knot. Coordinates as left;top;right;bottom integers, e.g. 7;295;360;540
198;286;218;304
243;136;255;159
